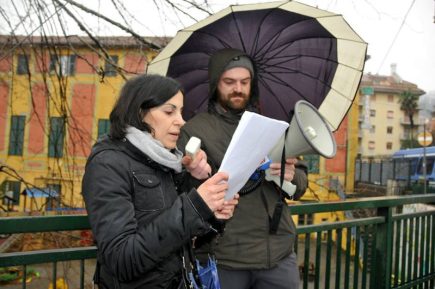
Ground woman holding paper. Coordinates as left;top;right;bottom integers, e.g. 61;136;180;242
82;74;238;289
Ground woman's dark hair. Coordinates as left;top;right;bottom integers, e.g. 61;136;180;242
109;74;183;139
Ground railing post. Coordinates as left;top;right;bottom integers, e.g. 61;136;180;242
374;206;393;289
407;159;412;189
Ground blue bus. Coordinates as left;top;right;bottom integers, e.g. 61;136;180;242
392;146;435;183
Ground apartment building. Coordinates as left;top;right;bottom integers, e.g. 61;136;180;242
358;64;425;157
0;35;163;212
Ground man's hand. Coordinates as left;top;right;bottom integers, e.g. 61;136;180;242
268;157;298;182
182;149;212;180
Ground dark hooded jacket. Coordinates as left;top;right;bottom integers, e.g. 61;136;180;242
178;48;308;270
82;136;215;289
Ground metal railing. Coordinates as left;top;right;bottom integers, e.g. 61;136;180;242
1;194;434;289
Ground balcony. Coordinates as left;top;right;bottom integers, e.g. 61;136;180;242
400;117;413;126
0;194;434;289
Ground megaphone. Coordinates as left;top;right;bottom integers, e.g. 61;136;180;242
265;100;337;197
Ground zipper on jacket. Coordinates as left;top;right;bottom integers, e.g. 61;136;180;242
266;218;271;269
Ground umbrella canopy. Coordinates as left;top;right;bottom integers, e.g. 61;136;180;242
147;0;367;130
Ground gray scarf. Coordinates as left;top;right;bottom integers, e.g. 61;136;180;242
125;126;183;173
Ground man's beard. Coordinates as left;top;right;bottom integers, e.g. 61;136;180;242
219;92;250;111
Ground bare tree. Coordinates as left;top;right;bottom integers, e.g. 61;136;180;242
0;0;214;212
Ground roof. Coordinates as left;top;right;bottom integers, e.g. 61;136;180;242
360;73;425;95
0;35;171;50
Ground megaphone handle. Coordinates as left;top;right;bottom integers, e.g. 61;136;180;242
265;173;297;197
279;128;289;188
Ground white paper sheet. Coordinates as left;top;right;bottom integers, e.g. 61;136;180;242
218;111;289;200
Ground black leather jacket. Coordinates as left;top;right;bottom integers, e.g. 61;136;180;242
82;136;214;289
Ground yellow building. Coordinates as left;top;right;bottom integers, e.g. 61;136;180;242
0;35;162;213
358;64;425;157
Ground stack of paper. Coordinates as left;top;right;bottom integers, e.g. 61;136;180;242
218;111;289;200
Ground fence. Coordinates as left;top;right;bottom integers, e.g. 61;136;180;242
1;194;434;289
353;157;435;194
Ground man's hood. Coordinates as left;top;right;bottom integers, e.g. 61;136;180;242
207;48;259;110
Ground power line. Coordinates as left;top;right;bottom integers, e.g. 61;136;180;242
376;0;416;74
0;2;66;61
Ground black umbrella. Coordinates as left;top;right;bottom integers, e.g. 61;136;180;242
147;0;367;130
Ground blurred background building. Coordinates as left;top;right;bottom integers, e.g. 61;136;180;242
0;35;162;212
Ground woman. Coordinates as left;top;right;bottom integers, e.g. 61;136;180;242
82;74;238;289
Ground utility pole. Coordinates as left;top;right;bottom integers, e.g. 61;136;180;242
418;118;432;193
423;120;427;194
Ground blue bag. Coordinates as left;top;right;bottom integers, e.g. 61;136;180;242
187;255;220;289
196;256;220;289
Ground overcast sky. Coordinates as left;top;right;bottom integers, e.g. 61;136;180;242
176;0;435;94
1;0;434;93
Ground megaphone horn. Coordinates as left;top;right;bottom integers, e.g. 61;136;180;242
265;100;337;197
285;100;336;158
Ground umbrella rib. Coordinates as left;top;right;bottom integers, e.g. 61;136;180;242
255;12;362;61
250;8;283;57
261;62;354;103
230;5;248;53
261;63;332;94
253;2;293;59
258;76;301;122
259;40;297;64
259;79;293;122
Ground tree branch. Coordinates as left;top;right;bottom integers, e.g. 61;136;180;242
57;0;161;50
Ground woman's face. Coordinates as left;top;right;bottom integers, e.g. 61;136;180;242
143;91;185;149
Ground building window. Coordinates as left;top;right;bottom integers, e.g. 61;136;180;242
304;155;319;174
104;55;118;77
48;117;65;158
369;125;375;133
97;119;110;139
386;142;393;150
403;129;411;140
8;115;25;156
370;109;376;117
49;55;76;76
46;183;61;210
387;94;394;103
17;54;30;75
298;213;313;225
387;110;394;119
368;141;375;150
387;126;393;134
1;180;21;207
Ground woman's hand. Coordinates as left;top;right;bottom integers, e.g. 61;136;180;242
196;172;229;212
268;157;298;182
214;194;239;220
182;149;212;180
